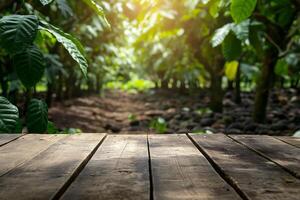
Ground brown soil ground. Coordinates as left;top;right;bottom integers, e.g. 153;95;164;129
49;89;300;135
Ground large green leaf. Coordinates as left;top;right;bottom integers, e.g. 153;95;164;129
13;45;45;88
275;59;289;77
81;0;110;27
231;0;257;23
231;20;250;41
81;0;104;16
0;96;19;133
225;61;239;81
211;23;234;47
40;0;54;5
56;0;74;17
0;15;39;54
222;32;242;61
26;99;48;133
0;119;9;133
39;22;88;76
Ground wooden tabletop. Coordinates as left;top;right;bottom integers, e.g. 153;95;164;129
0;133;299;200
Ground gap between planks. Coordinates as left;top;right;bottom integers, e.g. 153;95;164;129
274;136;300;149
0;134;106;200
189;133;300;200
228;135;300;180
1;134;299;200
0;134;25;147
52;134;107;199
186;134;249;200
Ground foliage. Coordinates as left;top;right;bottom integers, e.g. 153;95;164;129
225;61;239;81
0;96;19;133
26;99;48;133
150;117;167;134
230;0;257;23
0;0;107;133
1;0;300;132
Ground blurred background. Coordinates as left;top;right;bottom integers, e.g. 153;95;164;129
0;0;299;135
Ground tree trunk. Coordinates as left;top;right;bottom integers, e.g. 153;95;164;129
253;51;277;123
161;79;168;89
209;73;223;113
56;73;63;101
0;65;8;97
234;64;241;104
96;74;102;93
227;80;234;91
46;82;53;107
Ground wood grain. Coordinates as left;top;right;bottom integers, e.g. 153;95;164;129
231;135;300;178
0;134;105;200
62;135;150;200
189;134;300;200
0;134;23;147
0;134;66;177
275;136;300;148
149;134;241;200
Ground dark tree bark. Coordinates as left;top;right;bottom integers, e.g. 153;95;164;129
253;50;277;123
227;81;234;91
0;64;8;97
234;64;241;104
46;82;53;107
209;72;223;113
161;79;169;89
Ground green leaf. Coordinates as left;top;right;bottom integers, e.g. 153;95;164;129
211;23;234;47
13;45;45;88
249;26;264;56
39;0;54;5
231;0;257;23
0;96;19;133
209;0;221;18
225;61;239;80
56;0;74;18
13;119;23;133
26;99;48;133
81;0;110;27
39;22;88;77
47;121;58;134
275;59;289;76
222;32;242;61
0;15;39;54
231;19;250;41
81;0;104;16
0;119;9;133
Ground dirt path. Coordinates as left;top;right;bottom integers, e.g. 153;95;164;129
49;89;300;135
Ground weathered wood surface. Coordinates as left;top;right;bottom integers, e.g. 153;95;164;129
0;134;105;200
275;136;300;148
0;134;65;177
0;133;299;200
62;135;150;200
189;134;300;200
0;134;22;147
149;134;240;200
230;135;300;178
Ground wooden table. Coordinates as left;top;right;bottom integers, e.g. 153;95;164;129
0;133;299;200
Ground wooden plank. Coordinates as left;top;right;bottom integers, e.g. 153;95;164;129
0;133;106;200
0;134;66;177
230;135;300;179
189;134;300;200
149;134;241;200
0;134;23;147
275;136;300;148
61;135;150;200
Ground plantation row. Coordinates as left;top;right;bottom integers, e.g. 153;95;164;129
0;0;300;133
